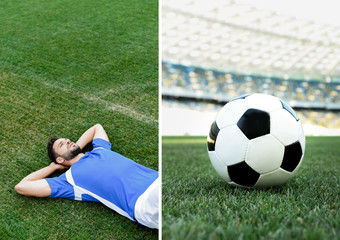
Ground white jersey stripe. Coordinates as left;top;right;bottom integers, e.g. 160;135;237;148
66;170;82;200
93;147;105;151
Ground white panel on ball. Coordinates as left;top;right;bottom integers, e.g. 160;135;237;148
216;99;248;129
208;151;231;182
298;122;306;152
215;125;249;166
246;134;284;174
245;93;282;112
296;122;306;174
254;168;293;187
270;109;303;146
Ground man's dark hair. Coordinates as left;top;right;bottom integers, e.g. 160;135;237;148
47;136;60;163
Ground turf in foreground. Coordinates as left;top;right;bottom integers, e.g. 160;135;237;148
162;136;339;240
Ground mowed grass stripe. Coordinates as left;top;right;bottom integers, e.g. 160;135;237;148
42;80;158;125
0;73;158;169
0;0;158;123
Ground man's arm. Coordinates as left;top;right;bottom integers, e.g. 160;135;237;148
75;124;109;150
14;162;67;197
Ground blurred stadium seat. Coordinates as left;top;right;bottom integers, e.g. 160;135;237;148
162;62;340;129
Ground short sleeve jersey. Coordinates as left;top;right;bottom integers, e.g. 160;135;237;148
45;138;159;221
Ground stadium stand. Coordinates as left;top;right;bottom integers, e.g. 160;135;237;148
162;62;340;129
162;0;340;134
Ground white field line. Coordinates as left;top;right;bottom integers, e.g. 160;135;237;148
42;81;158;125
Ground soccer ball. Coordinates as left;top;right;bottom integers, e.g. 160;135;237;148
207;93;305;188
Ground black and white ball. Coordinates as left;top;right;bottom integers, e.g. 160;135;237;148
207;93;305;188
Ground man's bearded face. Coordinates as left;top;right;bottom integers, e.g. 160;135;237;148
54;138;82;161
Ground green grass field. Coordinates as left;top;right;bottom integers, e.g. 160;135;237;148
0;0;158;239
162;136;339;240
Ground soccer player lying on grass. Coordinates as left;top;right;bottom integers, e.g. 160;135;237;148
14;124;159;229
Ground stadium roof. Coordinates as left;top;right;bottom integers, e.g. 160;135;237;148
162;0;340;82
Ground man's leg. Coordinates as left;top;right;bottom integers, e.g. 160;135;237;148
134;177;159;229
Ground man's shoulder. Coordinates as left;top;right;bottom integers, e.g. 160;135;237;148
92;138;112;150
45;172;68;185
45;173;74;199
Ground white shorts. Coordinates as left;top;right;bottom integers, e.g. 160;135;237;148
134;177;159;229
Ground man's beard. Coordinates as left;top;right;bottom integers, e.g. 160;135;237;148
61;145;82;161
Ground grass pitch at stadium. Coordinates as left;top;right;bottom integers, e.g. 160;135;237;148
162;136;339;240
0;0;158;239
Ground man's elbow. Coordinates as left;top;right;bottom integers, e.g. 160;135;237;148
14;182;26;196
14;180;51;198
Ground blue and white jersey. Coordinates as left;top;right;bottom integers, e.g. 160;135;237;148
45;138;159;221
